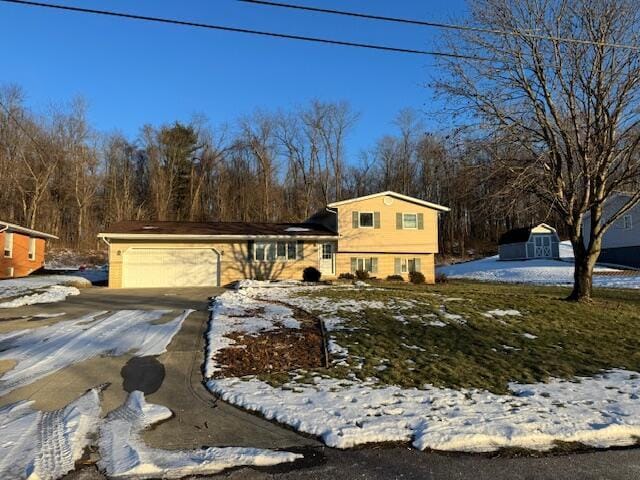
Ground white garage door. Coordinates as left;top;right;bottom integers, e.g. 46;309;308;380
123;248;219;288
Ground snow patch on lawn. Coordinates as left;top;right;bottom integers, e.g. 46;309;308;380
209;370;640;452
0;309;193;396
205;292;300;376
437;254;640;288
0;275;89;298
0;285;80;308
0;388;102;480
0;274;91;308
485;309;522;318
427;320;447;327
98;391;301;479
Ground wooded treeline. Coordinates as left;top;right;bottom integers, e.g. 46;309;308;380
0;85;559;256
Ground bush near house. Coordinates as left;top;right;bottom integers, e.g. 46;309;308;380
436;272;448;284
338;272;355;280
303;266;322;282
355;270;370;280
409;271;426;284
386;275;405;282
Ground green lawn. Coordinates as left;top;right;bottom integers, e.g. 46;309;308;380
280;281;640;394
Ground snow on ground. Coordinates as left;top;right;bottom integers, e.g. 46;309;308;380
98;391;302;479
0;285;80;308
0;274;92;308
0;387;102;480
206;284;640;453
484;309;522;318
0;309;193;396
437;254;640;288
211;283;435;375
0;275;90;299
209;370;640;452
205;291;301;376
1;387;300;479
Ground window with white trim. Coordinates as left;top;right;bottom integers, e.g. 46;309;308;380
351;257;378;274
359;212;374;228
400;258;418;273
28;237;36;261
3;232;13;258
623;214;633;230
402;213;418;229
253;241;298;261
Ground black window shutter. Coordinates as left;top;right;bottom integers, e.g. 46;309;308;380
247;240;254;261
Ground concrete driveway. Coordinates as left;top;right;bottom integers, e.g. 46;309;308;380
2;287;640;480
0;286;319;476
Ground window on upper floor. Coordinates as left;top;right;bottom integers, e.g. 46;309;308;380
3;232;13;258
402;213;418;229
623;214;633;230
359;212;374;228
396;212;424;230
28;237;36;260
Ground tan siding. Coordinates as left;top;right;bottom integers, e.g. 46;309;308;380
336;195;439;254
107;239;321;287
336;253;435;284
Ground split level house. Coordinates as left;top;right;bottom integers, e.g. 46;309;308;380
1;221;58;279
98;191;450;288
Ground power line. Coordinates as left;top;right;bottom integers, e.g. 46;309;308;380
0;0;484;60
239;0;640;52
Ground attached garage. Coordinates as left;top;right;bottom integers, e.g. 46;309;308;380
98;220;339;288
122;248;219;288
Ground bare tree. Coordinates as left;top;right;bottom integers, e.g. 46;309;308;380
437;0;640;301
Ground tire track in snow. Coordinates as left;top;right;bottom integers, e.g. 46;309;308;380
0;309;193;396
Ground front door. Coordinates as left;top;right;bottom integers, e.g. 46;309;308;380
534;236;552;258
319;242;335;276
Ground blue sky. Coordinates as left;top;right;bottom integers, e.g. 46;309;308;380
0;0;468;158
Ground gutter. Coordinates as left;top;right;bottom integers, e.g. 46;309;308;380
0;221;58;240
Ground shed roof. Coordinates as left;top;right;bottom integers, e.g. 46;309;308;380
99;220;338;239
498;223;557;245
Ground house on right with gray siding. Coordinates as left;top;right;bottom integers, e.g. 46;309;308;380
583;193;640;268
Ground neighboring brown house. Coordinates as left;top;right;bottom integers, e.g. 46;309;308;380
98;191;449;288
1;221;58;279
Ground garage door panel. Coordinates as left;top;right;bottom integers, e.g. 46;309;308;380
123;248;218;288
